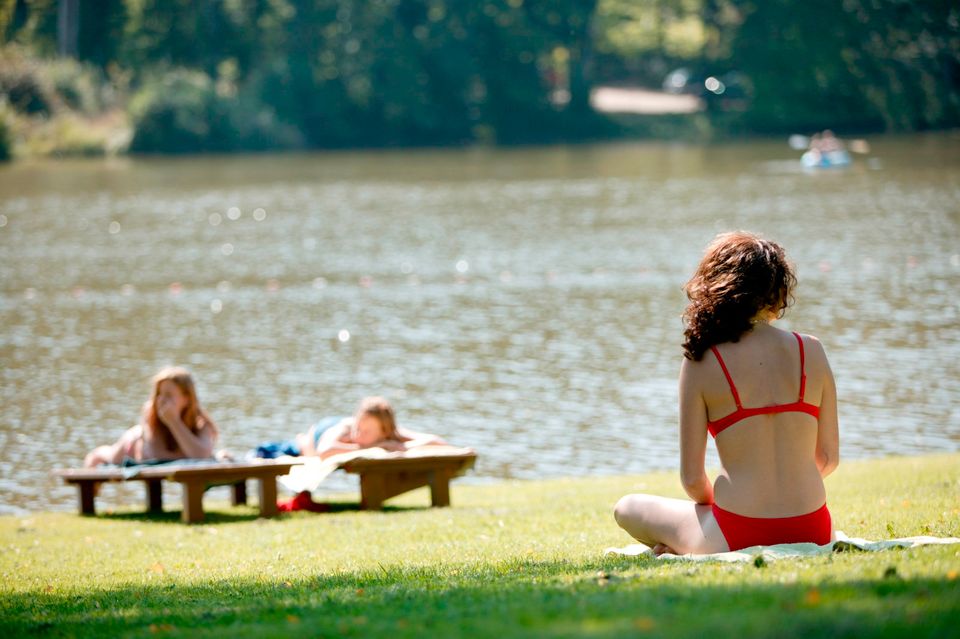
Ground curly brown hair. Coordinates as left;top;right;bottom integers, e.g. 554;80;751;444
682;232;797;361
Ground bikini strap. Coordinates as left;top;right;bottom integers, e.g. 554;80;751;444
793;331;807;402
710;346;743;409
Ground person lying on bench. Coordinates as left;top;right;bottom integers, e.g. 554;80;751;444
84;367;219;467
253;396;444;460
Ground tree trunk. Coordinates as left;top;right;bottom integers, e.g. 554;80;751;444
57;0;79;58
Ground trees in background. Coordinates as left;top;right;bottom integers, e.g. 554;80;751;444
0;0;957;154
727;0;960;133
3;0;604;151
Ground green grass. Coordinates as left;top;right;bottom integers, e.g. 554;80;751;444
2;454;958;638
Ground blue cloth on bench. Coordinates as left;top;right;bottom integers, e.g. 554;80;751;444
252;440;301;459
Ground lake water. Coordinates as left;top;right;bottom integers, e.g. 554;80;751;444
1;133;959;514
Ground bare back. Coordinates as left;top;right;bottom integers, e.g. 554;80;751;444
681;323;839;517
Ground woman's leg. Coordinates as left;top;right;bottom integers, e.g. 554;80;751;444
613;494;729;555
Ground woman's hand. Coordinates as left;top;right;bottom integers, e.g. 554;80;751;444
154;402;214;458
652;543;678;556
157;397;182;428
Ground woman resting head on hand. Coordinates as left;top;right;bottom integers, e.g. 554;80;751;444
614;231;839;555
84;367;219;467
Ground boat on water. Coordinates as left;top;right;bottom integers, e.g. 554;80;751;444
801;149;852;169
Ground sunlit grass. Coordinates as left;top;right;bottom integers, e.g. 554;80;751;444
2;453;958;637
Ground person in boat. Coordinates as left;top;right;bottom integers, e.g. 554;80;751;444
613;232;839;554
253;396;445;460
84;367;219;466
818;129;845;153
802;130;851;167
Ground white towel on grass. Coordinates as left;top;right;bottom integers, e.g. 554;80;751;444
277;446;474;494
604;531;960;562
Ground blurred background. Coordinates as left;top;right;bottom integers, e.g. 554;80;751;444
1;0;958;155
0;1;958;513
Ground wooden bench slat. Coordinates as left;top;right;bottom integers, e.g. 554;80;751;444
340;454;476;473
54;460;299;482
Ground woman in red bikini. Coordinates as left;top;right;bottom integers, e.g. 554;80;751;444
614;231;839;554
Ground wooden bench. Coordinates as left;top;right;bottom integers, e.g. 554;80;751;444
337;451;477;510
54;460;300;523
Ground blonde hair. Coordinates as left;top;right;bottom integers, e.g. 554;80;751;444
353;396;399;440
142;367;218;451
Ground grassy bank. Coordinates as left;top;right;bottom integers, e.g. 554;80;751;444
2;453;958;638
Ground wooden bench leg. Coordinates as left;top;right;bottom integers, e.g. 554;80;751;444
429;470;451;507
359;473;386;510
258;477;278;518
79;482;97;515
146;479;163;513
181;481;206;523
232;481;247;506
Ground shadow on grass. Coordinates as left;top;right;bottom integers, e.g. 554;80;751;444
91;501;432;525
95;509;262;525
309;501;432;514
3;557;958;638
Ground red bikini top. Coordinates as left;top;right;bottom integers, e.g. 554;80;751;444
707;331;820;438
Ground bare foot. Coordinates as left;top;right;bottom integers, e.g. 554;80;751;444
652;543;678;556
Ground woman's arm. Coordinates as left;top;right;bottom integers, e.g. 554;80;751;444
167;421;216;458
296;418;350;456
396;427;447;448
678;358;715;504
159;404;216;458
84;425;140;467
294;431;315;456
315;442;362;459
812;340;840;478
312;420;360;459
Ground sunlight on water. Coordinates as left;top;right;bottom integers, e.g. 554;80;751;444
1;134;959;513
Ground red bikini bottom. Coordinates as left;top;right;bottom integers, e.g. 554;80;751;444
712;502;832;551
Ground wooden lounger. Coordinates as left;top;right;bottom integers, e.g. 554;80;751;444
337;451;477;510
54;460;300;523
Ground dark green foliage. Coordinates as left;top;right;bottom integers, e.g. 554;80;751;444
0;0;58;55
44;57;115;114
2;0;608;152
127;69;215;153
3;0;959;152
727;0;960;133
128;68;303;153
0;110;11;161
75;0;126;68
0;48;55;115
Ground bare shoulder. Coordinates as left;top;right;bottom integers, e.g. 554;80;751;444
796;331;826;353
679;354;711;388
332;419;353;442
795;332;831;369
681;351;714;371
